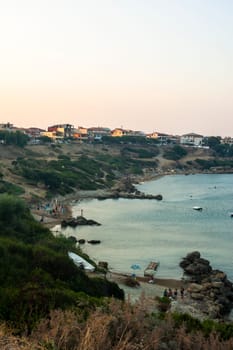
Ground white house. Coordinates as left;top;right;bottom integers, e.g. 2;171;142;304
180;133;204;147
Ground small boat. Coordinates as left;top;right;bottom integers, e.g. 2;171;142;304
193;206;203;211
144;261;159;277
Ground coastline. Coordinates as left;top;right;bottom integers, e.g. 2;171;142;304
31;169;167;228
87;270;186;303
31;171;187;292
31;172;233;320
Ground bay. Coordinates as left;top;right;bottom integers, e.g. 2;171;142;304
54;174;233;281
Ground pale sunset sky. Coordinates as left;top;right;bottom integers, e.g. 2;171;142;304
1;0;233;136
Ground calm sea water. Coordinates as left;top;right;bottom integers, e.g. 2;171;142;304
54;174;233;281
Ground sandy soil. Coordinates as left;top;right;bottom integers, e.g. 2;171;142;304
95;271;187;303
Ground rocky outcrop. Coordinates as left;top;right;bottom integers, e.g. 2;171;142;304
174;251;233;321
61;216;101;228
179;251;212;282
110;177;163;200
116;192;163;200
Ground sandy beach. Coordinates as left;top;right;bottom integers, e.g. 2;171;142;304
105;271;186;303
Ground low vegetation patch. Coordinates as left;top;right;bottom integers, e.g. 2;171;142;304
0;181;24;195
163;145;188;160
1;299;233;349
0;194;124;334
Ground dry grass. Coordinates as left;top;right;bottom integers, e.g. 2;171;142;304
0;298;233;349
29;303;233;350
0;323;43;350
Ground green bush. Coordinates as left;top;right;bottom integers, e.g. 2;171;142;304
0;195;124;333
0;181;25;195
163;145;187;160
172;312;233;340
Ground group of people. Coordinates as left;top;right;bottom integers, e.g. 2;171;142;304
36;199;66;218
163;287;184;300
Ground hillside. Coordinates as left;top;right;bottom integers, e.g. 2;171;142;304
0;142;219;202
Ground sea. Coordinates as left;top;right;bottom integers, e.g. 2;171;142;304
53;174;233;282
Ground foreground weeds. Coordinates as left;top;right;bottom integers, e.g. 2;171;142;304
0;297;233;350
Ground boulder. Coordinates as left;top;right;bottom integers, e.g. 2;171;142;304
180;251;201;269
185;251;201;262
179;251;233;320
190;292;205;300
61;216;101;228
188;283;203;293
184;261;211;277
211;282;224;289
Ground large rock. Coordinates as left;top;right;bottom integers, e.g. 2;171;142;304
180;251;200;269
188;283;203;292
61;216;101;228
179;251;233;320
180;253;212;281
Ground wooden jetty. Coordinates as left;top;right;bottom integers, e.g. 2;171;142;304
144;261;159;277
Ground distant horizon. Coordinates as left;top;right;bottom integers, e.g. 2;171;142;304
1;1;233;137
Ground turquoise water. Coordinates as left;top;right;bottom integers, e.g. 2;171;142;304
55;174;233;281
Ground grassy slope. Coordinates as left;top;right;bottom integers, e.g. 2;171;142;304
0;142;215;201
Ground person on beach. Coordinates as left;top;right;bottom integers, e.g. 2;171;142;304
173;288;178;299
168;288;173;299
163;289;168;297
180;287;184;299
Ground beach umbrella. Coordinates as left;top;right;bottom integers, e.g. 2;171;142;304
130;264;141;271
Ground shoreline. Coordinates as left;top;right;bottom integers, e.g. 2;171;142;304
32;171;233;278
109;271;186;289
30;172;233;320
87;270;187;303
31;170;167;228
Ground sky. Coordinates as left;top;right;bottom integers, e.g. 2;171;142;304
1;0;233;136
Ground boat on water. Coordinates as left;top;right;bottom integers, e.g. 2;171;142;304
144;261;159;277
193;206;203;211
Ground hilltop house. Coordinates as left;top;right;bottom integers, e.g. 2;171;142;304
88;127;111;141
111;128;131;137
73;126;88;141
146;132;175;144
221;137;233;145
111;128;144;137
180;133;204;147
47;124;74;138
0;122;14;130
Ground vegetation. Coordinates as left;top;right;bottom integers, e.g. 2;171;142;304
205;136;233;157
0;299;233;349
194;158;233;170
0;194;124;334
122;145;159;158
102;135;159;145
0;130;29;147
12;156;107;195
163;145;188;160
0;180;25;195
11;148;158;197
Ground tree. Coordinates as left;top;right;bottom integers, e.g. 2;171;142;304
205;136;221;149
